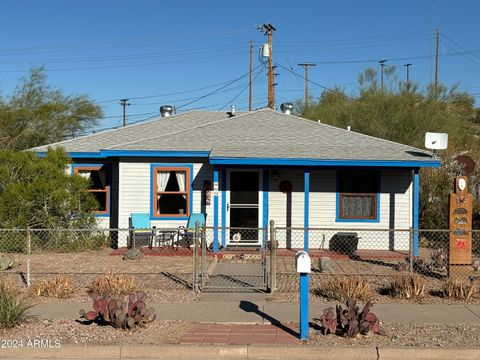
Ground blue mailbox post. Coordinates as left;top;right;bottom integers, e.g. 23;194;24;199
295;250;311;341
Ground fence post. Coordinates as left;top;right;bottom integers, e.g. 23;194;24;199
409;227;414;272
269;220;277;293
192;221;199;292
26;227;31;287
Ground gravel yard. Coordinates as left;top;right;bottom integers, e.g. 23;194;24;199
2;319;479;347
0;319;189;345
2;249;202;303
308;322;480;347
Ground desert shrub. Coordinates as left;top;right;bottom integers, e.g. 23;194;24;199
0;281;31;328
389;273;426;299
440;279;478;300
87;272;136;296
0;276;20;294
316;276;374;301
29;276;77;298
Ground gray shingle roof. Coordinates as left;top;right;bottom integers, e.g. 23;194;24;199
32;108;435;163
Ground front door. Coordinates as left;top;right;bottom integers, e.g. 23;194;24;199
227;170;262;245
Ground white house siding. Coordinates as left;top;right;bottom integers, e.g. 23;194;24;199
268;169;305;248
269;169;412;251
117;158;214;247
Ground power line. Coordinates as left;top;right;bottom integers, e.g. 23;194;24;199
0;26;256;55
275;63;354;100
218;64;266;110
176;63;263;110
0;50;246;73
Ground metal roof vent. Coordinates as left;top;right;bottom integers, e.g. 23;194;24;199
227;105;236;117
280;103;294;115
160;105;173;118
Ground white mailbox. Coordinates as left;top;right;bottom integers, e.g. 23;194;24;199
295;251;311;273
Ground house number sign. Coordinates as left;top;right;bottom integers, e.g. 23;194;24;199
448;176;473;277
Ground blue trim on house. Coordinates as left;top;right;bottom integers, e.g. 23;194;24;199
263;170;269;244
71;163;112;217
304;170;310;251
335;171;381;223
221;169;227;247
413;168;420;257
213;167;219;253
209;157;441;168
149;163;193;221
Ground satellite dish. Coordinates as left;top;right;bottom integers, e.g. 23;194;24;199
456;155;475;175
425;132;448;150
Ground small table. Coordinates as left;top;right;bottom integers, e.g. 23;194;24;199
150;229;178;249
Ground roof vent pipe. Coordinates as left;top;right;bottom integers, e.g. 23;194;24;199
347;126;351;131
160;105;173;118
230;105;236;115
280;103;294;115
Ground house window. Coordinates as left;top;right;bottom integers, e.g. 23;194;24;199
74;165;110;215
153;167;190;217
338;171;378;220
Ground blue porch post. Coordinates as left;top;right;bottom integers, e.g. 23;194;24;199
213;166;219;253
263;170;269;246
413;168;419;256
221;169;227;247
304;170;310;251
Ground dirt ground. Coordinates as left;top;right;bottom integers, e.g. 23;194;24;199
1;249;206;303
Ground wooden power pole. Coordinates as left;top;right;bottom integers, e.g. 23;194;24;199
260;23;276;109
298;63;316;109
120;98;130;127
249;40;253;111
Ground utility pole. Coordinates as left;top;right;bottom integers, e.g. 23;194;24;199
249;40;253;111
260;23;276;109
298;63;316;110
404;63;412;92
434;28;440;95
120;98;130;127
378;60;386;92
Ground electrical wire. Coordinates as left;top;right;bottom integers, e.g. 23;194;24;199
275;63;354;100
217;64;266;110
176;64;263;110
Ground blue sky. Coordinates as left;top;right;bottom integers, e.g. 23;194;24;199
1;0;479;130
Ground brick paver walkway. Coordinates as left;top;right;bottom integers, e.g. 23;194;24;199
179;324;300;345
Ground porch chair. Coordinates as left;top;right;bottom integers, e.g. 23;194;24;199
176;213;206;248
129;213;174;249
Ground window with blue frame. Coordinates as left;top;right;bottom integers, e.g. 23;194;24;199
152;166;191;217
338;170;378;220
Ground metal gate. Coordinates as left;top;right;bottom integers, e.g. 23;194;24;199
194;226;271;292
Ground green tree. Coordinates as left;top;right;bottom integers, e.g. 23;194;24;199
0;148;97;229
0;67;102;150
301;67;480;228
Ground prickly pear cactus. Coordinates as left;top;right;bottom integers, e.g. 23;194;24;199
79;291;156;330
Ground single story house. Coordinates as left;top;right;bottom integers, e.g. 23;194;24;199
32;106;440;253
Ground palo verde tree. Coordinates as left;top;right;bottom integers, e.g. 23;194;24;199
0;66;102;151
300;66;480;228
0;148;98;229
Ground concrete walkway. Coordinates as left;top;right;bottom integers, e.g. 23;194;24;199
29;299;480;325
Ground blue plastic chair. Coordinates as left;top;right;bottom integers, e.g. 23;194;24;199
130;213;153;248
177;213;206;247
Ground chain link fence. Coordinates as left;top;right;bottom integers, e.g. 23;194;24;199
1;226;479;296
0;228;204;300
